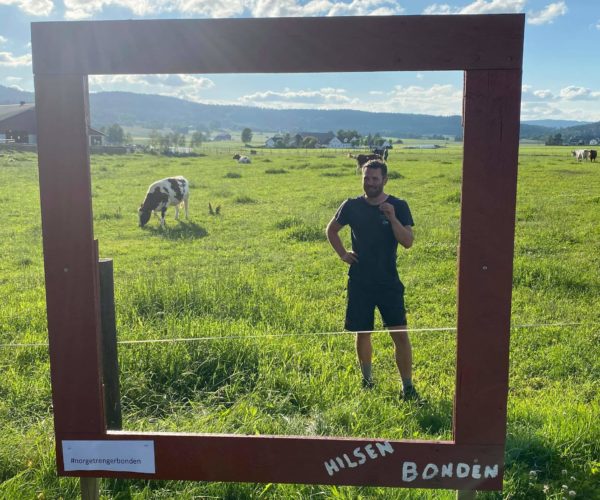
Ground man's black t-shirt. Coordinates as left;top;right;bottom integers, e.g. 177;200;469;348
334;195;414;285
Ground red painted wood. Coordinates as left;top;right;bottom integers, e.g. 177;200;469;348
31;15;524;492
56;432;504;490
34;74;105;435
31;15;524;75
454;69;522;445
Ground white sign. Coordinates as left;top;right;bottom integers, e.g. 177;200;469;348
62;440;155;474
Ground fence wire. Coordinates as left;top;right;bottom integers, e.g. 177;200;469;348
0;322;595;349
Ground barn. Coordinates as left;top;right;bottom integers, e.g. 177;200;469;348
0;102;104;146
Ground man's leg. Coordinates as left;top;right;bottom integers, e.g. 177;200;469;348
389;326;412;381
389;326;420;400
356;332;373;386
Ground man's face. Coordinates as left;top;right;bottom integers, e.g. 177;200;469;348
362;166;387;198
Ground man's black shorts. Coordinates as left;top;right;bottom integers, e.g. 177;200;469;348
345;278;407;332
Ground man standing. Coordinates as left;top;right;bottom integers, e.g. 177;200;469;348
326;159;420;401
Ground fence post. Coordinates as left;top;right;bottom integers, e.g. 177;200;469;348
99;258;122;430
80;477;100;500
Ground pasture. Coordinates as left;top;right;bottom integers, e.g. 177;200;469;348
0;145;598;498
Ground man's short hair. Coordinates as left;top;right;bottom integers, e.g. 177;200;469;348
362;159;388;177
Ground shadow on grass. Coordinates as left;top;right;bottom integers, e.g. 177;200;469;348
145;221;208;240
414;398;453;435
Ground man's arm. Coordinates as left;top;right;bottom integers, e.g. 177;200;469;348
379;202;414;248
326;218;358;264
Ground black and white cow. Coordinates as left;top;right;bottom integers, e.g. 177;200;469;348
348;153;385;174
233;153;251;164
372;147;389;161
138;176;189;228
571;149;589;161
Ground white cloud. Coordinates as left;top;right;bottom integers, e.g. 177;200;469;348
64;0;166;19
239;87;358;108
90;74;213;88
62;0;403;20
533;89;553;99
527;1;567;25
558;86;600;101
0;51;32;67
519;84;600;120
385;83;462;115
0;0;53;16
424;0;525;15
521;84;554;101
423;3;458;14
0;36;7;45
595;19;600;30
89;74;215;102
520;101;563;120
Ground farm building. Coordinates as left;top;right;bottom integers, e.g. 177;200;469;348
0;102;105;146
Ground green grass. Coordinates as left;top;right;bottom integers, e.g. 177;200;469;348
0;145;599;498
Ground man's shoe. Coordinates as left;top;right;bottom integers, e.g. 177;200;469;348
362;378;375;389
401;385;423;403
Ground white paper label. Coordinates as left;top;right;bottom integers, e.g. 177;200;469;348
62;440;155;473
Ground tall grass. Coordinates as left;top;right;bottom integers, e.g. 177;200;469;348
0;145;598;498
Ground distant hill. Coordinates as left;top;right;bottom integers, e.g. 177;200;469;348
2;84;598;141
522;119;591;128
87;91;464;138
0;85;34;104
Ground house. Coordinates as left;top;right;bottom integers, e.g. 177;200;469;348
298;132;335;147
89;128;105;146
265;135;283;148
326;137;346;148
0;102;105;147
0;102;36;144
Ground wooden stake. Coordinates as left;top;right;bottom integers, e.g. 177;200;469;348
80;477;100;500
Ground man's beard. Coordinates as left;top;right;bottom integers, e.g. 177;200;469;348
365;185;383;198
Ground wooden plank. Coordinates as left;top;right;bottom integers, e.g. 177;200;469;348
57;432;504;489
31;15;524;75
34;74;105;435
454;69;522;445
99;258;122;430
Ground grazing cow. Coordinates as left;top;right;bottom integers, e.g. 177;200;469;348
348;153;385;174
372;147;389;161
571;149;589;161
138;176;189;228
233;153;251;164
589;150;597;162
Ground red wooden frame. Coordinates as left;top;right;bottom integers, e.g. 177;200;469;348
32;15;523;490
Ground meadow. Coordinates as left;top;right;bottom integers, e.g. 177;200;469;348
0;144;598;499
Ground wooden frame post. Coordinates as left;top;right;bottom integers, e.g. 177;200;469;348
33;14;524;493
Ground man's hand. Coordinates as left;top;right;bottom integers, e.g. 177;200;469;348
379;202;397;222
341;251;359;265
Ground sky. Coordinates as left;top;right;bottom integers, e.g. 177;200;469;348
0;0;599;122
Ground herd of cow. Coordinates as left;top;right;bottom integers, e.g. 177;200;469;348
137;148;393;228
137;145;596;229
572;149;597;161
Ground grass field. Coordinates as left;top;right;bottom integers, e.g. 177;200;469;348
0;145;598;499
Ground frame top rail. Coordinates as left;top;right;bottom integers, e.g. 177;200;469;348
31;15;524;75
